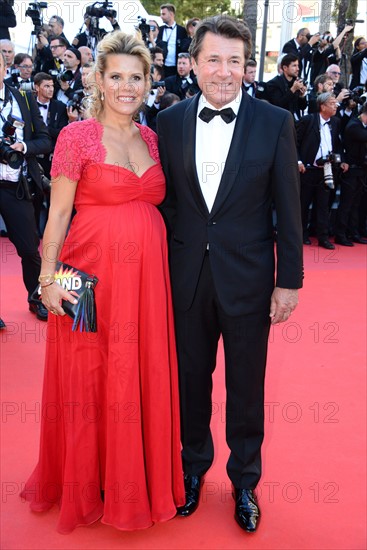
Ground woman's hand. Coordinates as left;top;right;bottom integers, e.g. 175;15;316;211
41;283;78;316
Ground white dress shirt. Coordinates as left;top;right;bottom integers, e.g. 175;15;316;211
195;91;241;212
314;115;332;165
37;100;50;125
163;24;177;67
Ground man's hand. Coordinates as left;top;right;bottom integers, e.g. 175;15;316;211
291;78;307;94
270;287;299;325
37;34;48;49
308;32;321;47
340;162;349;173
298;162;306;174
10;142;25;152
336;88;350;103
67;106;79;123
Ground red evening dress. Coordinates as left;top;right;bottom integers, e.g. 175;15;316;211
20;118;185;533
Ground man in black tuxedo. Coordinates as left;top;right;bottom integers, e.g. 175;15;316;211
39;35;68;76
164;52;197;100
34;72;68;178
156;3;188;77
0;52;52;323
157;16;303;532
335;103;367;246
282;27;320;80
4;53;34;89
296;92;348;248
267;54;308;121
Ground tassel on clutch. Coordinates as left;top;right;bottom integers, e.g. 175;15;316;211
33;262;98;332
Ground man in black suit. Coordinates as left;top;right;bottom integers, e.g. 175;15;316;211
282;27;320;80
296;92;349;249
0;52;52;323
157;16;303;532
39;35;68;76
164;52;197;100
4;53;34;89
34;72;68;178
267;53;308;121
335;103;367;246
156;3;188;77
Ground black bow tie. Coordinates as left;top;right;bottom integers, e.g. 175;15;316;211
164;25;173;29
323;120;331;126
20;79;30;83
199;106;236;124
37;102;48;109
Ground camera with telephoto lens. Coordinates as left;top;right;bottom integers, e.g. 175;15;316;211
346;86;366;105
67;89;86;112
320;34;333;44
316;153;341;190
151;80;165;89
48;69;74;83
25;2;47;36
0;115;25;170
85;1;116;19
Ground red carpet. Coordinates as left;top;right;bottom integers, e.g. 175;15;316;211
1;238;366;549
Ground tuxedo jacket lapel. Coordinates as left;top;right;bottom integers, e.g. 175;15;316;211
183;94;209;216
210;92;254;217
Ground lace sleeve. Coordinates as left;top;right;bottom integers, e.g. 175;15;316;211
137;124;160;163
50;119;104;181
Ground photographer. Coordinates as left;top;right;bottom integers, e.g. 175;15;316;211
282;28;320;80
36;16;70;69
56;47;83;106
296;92;348;249
310;25;354;83
0;52;52;324
34;72;68;177
72;9;120;53
4;53;34;89
335;103;367;245
308;73;334;114
66;63;93;123
0;0;16;41
39;35;68;75
266;54;308;120
350;37;367;89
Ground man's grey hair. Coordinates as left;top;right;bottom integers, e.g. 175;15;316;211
317;92;335;107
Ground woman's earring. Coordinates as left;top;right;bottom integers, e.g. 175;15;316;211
101;91;105;101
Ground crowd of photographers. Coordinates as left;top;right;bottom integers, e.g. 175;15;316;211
0;1;366;328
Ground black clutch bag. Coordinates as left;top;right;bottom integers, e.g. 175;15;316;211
33;262;98;332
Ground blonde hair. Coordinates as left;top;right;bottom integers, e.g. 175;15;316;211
87;31;152;119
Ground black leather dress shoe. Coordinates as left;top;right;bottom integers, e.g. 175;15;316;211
335;237;354;247
318;239;335;250
29;301;48;321
351;235;367;244
176;475;202;517
303;237;311;245
233;488;260;533
0;318;6;329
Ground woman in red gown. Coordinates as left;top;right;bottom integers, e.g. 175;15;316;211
20;31;185;533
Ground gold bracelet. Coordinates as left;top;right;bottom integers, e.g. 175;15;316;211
40;281;55;288
38;273;55;283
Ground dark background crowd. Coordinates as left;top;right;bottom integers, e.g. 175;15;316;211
0;1;366;329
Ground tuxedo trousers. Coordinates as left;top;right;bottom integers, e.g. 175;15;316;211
173;253;271;489
0;185;41;299
300;168;331;240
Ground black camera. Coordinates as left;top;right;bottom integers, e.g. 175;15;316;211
321;34;333;44
151;80;165;89
67;89;86;112
137;16;151;36
316;153;341;189
316;153;341;166
25;2;47;35
85;1;116;19
49;69;74;83
0;115;25;170
347;86;366;105
9;67;20;85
